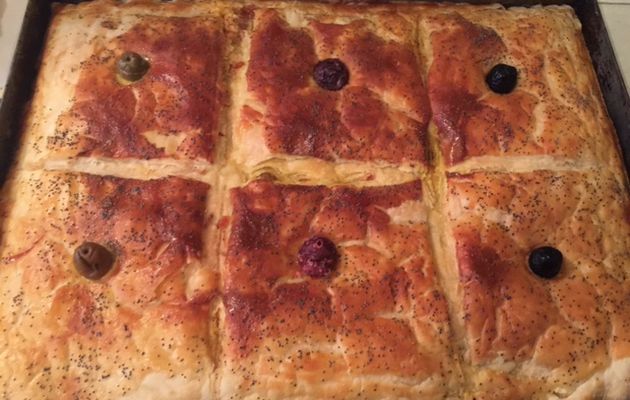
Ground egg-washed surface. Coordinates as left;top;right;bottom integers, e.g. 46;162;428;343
444;171;630;399
0;170;216;399
220;180;456;399
1;0;629;399
231;5;431;169
18;2;230;167
423;7;621;170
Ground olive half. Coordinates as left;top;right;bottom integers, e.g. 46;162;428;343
298;236;339;278
73;242;116;280
313;58;349;91
486;63;518;94
116;51;150;82
528;246;563;279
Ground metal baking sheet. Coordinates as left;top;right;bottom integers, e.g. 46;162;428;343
0;0;628;187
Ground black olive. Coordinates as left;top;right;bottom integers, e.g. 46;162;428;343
313;59;349;91
486;63;518;94
73;242;116;280
298;236;339;278
528;246;563;279
116;51;150;82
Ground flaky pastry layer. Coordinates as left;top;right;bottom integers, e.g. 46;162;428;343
0;0;628;399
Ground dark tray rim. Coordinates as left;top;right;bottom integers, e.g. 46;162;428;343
0;0;628;185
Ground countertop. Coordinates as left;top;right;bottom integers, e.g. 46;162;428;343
0;1;628;97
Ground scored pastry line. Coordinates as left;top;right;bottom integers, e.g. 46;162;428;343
423;122;468;397
211;163;246;399
216;6;255;171
445;154;599;175
416;12;434;95
415;23;463;374
246;157;424;187
207;295;224;398
418;15;469;395
200;14;253;378
41;157;220;184
24;151;604;189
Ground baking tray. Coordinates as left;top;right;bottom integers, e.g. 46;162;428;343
0;0;628;186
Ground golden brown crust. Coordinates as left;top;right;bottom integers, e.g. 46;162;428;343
221;180;455;398
445;170;630;398
424;6;622;171
233;6;430;168
0;171;216;400
19;3;229;166
1;1;629;399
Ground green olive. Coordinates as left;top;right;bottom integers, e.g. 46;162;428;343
73;242;116;280
116;51;150;82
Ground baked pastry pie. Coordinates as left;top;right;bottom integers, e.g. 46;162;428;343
19;3;231;171
444;171;630;398
1;0;628;399
0;170;216;398
221;180;456;398
231;6;430;170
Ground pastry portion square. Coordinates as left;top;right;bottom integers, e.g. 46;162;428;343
220;179;455;398
424;6;620;169
233;6;430;168
20;4;228;165
444;170;630;398
0;171;217;399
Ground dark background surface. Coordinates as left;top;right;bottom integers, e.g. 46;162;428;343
0;0;628;186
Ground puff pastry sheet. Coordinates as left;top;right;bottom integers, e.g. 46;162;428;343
445;171;630;399
221;180;455;399
424;6;621;170
0;0;629;399
231;5;431;170
19;1;230;166
0;170;216;400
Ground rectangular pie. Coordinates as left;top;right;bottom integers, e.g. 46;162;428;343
0;0;628;399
